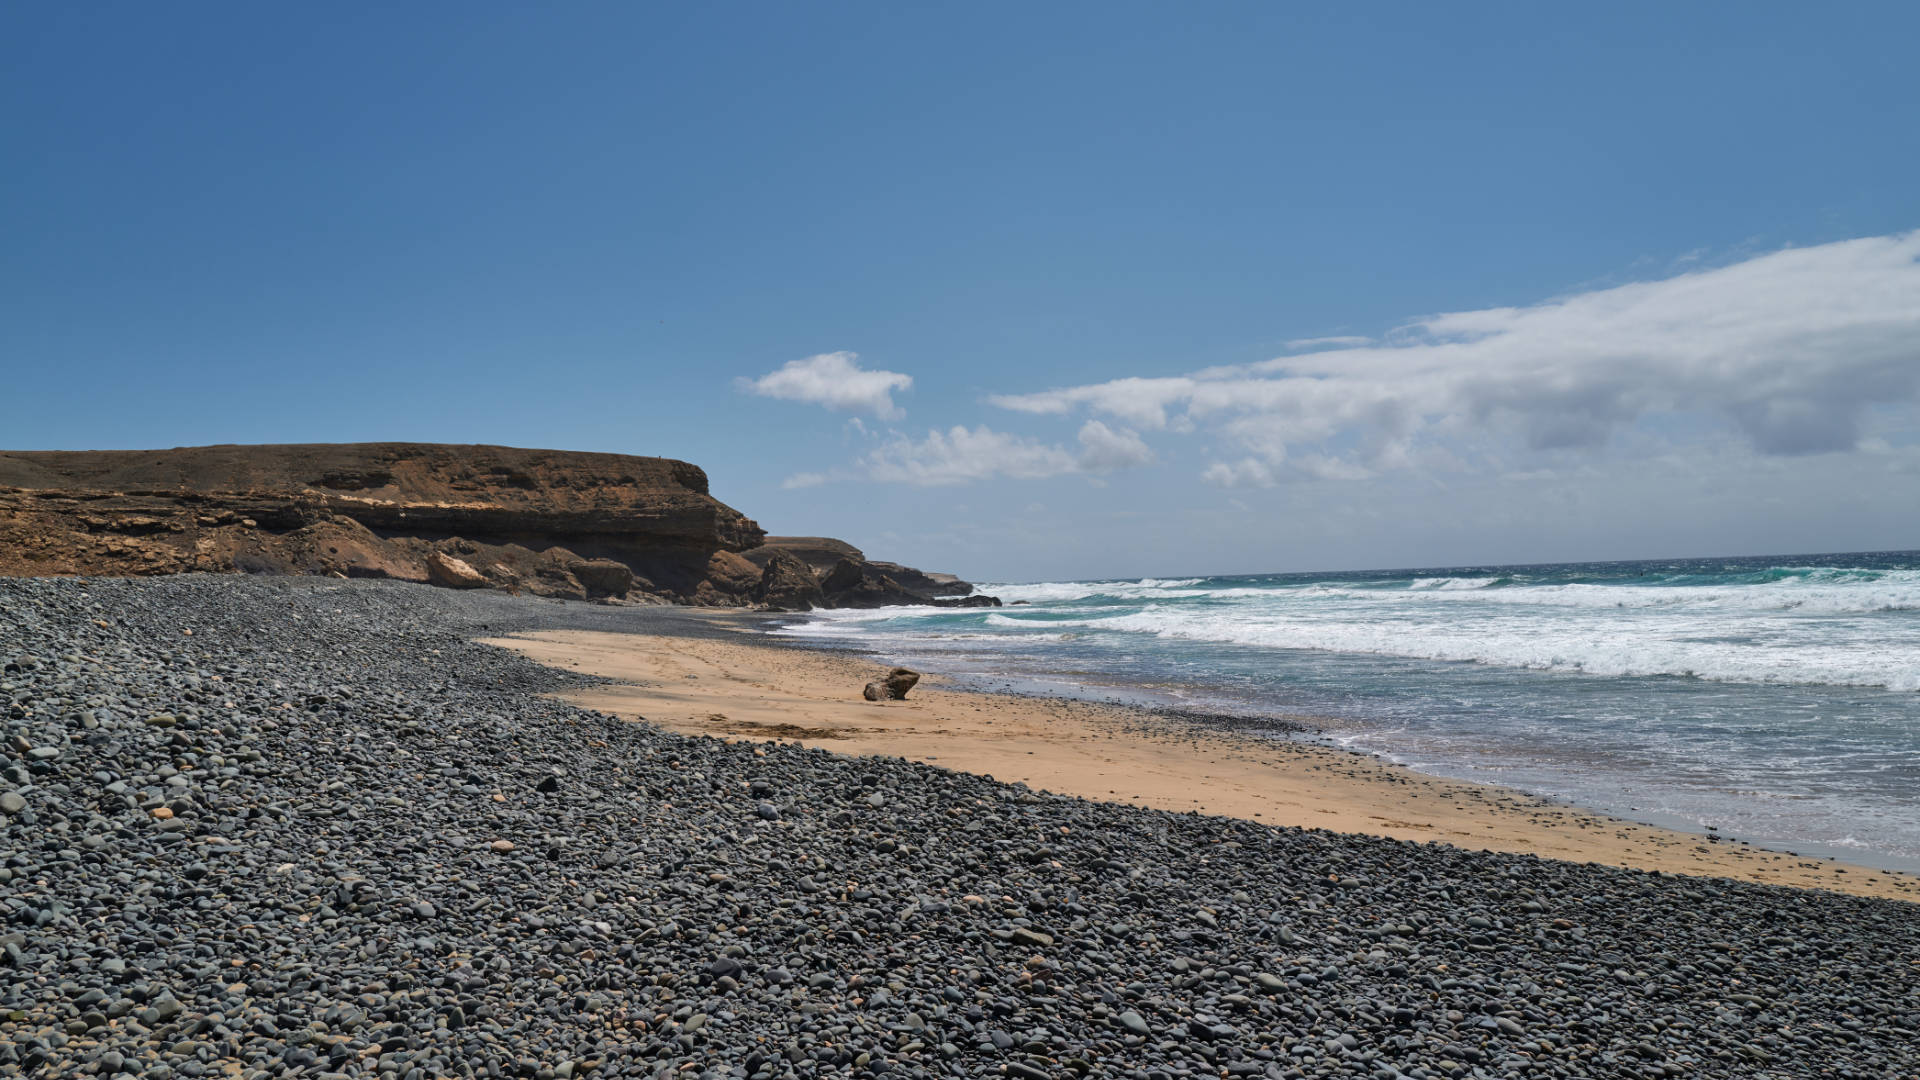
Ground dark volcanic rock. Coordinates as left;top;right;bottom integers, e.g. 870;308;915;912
737;536;867;577
932;594;1001;608
695;549;764;606
867;560;974;597
752;549;826;611
820;557;929;608
743;538;974;609
8;575;1917;1080
862;667;921;701
885;666;921;698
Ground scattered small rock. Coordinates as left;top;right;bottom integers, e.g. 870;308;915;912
0;575;1913;1080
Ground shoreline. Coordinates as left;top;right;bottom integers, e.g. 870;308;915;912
485;618;1920;904
11;575;1920;1078
922;667;1920;879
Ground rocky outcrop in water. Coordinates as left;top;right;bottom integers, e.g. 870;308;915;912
931;593;1002;608
819;557;931;608
735;536;984;608
866;560;973;598
737;536;867;578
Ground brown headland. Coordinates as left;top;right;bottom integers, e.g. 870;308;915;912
0;442;975;609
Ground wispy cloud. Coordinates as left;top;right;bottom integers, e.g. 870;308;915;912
990;231;1920;485
1283;335;1372;350
988;376;1198;430
1074;420;1156;472
781;471;828;490
737;351;913;420
860;420;1156;486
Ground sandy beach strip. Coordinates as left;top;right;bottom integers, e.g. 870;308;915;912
482;622;1920;903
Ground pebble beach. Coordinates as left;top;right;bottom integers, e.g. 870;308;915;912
6;575;1920;1080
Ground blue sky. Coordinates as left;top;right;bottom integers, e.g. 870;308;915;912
4;3;1918;580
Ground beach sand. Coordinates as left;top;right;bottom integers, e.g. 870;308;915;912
483;621;1920;903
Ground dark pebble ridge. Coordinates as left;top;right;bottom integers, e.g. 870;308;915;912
4;575;1918;1080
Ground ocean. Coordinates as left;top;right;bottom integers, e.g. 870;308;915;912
776;551;1920;873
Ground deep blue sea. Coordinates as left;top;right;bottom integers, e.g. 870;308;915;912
777;551;1920;872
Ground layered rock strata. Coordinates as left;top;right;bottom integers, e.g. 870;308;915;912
0;443;982;608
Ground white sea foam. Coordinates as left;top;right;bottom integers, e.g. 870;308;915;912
772;608;911;636
1053;606;1919;690
917;631;1075;643
982;578;1210;603
776;557;1920;867
917;569;1920;690
986;571;1920;614
789;564;1920;689
1407;576;1501;590
982;612;1117;629
1289;575;1920;615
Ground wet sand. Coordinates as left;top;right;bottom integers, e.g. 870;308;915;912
483;624;1920;903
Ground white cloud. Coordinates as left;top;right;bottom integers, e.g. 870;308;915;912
781;471;828;489
1201;452;1374;488
993;231;1920;481
737;351;913;420
988;376;1197;430
863;426;1077;485
1201;458;1271;488
1283;335;1372;350
1074;419;1157;472
860;421;1156;486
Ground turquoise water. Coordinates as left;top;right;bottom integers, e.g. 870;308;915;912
778;551;1920;872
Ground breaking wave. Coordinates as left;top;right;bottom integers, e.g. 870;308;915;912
942;558;1920;689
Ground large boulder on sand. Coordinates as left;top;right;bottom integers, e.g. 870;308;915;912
425;551;489;589
752;549;824;610
862;667;921;701
570;558;634;598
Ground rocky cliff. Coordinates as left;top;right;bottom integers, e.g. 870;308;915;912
0;442;981;608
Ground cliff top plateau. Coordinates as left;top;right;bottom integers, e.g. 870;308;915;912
0;442;981;609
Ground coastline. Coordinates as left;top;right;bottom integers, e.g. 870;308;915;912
12;575;1920;1078
484;618;1920;904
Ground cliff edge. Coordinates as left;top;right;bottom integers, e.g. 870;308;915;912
0;443;980;607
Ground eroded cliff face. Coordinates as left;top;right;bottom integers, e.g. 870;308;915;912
0;443;986;608
0;443;764;602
